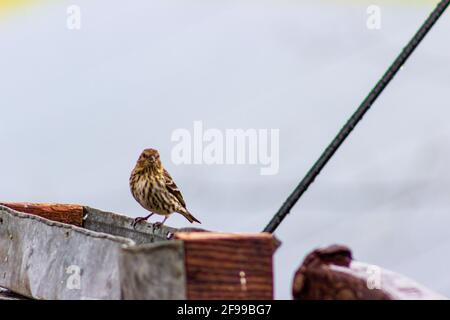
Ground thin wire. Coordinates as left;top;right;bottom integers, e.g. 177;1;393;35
264;0;450;233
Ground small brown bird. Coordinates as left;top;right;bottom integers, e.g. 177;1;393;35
130;148;201;228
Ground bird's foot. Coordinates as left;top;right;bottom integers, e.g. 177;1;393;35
132;214;153;229
152;221;163;230
152;216;168;230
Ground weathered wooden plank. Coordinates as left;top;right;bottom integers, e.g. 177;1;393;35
176;232;273;240
83;206;177;245
0;205;134;299
119;241;187;300
175;232;275;300
0;202;83;227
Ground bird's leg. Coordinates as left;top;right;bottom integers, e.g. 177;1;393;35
132;213;154;229
153;216;169;229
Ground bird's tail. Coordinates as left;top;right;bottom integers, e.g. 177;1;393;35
179;209;201;224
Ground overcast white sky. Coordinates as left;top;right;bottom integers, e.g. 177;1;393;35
1;0;450;299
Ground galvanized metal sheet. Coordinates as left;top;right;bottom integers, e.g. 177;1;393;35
119;241;186;300
0;205;134;300
83;207;177;244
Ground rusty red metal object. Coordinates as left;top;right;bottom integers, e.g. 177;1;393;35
293;245;446;300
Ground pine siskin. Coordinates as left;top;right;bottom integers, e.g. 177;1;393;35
130;148;201;228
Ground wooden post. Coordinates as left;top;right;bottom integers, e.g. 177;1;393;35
175;232;275;300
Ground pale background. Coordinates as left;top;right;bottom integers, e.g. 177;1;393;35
1;0;450;299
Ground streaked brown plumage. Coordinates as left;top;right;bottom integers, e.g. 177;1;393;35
130;148;201;228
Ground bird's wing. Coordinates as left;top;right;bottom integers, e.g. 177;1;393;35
163;168;186;208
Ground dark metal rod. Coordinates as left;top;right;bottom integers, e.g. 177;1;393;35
264;0;450;233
